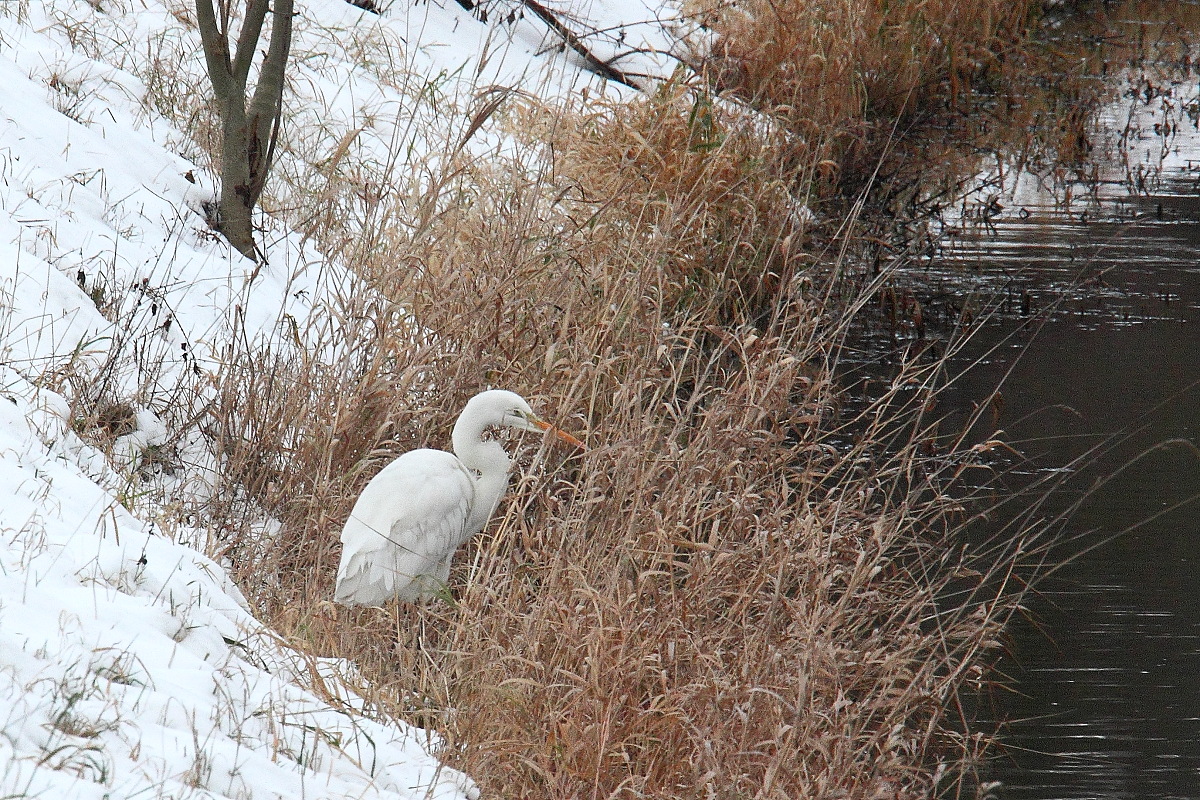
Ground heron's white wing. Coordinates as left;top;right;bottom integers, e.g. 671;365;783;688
334;449;475;605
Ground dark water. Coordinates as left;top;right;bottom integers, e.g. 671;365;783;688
927;69;1200;798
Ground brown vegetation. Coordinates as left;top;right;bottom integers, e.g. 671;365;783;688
192;1;1064;797
693;0;1034;198
210;194;1013;797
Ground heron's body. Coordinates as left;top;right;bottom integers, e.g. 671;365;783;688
334;449;483;604
333;390;580;605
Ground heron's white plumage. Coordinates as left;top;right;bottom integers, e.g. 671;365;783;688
334;450;476;604
333;389;582;605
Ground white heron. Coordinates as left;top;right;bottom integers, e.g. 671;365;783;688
333;389;583;606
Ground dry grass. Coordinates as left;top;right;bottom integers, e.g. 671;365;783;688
692;0;1036;197
199;76;1032;800
207;270;1020;797
164;0;1090;797
209;285;1013;798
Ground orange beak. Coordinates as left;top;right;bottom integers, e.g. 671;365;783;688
533;419;584;449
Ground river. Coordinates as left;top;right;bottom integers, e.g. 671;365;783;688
922;57;1200;798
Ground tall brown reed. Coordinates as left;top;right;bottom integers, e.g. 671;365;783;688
196;64;1038;797
692;0;1037;197
187;1;1112;797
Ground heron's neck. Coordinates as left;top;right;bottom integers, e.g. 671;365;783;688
452;418;512;534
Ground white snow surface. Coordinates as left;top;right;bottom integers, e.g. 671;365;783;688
0;0;681;796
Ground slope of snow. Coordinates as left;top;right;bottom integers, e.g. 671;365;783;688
0;0;683;795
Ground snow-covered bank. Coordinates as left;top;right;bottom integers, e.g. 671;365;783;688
0;382;474;798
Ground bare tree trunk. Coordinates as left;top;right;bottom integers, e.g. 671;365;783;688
196;0;293;260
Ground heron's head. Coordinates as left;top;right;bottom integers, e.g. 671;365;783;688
464;390;583;447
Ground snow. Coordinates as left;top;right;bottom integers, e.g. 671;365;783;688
0;0;683;795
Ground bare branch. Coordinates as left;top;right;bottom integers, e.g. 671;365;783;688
232;0;271;86
245;0;293;206
196;0;233;99
519;0;642;90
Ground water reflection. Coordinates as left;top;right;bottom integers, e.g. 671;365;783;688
927;66;1200;798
